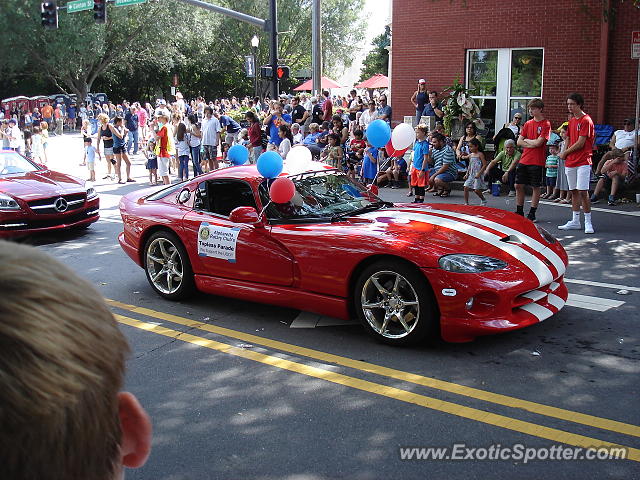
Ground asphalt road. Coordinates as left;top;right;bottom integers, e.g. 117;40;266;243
17;133;640;479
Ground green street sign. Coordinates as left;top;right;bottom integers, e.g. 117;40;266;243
67;0;93;13
115;0;147;6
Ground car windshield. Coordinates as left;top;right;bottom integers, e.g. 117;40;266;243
259;171;386;222
0;151;39;176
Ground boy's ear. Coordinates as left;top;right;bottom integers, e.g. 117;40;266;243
118;392;152;469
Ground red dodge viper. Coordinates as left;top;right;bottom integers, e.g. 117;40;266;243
119;164;568;345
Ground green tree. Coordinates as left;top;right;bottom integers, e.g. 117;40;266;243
358;25;390;82
0;0;365;102
0;0;214;101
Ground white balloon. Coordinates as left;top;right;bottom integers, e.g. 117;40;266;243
287;145;313;164
391;123;417;150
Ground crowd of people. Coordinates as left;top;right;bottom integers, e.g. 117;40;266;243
2;83;638;232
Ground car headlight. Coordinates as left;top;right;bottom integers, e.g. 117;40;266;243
439;254;508;273
0;193;21;211
86;187;98;200
535;224;557;244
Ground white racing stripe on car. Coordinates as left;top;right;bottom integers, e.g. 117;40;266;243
390;211;554;287
522;290;547;302
423;208;566;278
519;303;554;322
547;293;566;310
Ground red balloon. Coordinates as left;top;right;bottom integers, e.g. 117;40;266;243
385;140;407;158
269;177;296;203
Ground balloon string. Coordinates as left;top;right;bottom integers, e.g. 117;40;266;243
258;201;272;222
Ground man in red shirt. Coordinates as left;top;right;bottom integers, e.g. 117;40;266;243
321;90;333;121
514;98;551;222
558;93;595;234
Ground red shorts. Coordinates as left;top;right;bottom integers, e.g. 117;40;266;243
410;168;427;187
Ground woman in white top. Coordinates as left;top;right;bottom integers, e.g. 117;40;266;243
359;100;378;130
278;124;293;158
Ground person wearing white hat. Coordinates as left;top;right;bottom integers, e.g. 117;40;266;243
410;79;428;126
175;92;185;114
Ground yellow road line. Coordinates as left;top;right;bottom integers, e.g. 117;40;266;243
116;313;640;462
106;298;640;439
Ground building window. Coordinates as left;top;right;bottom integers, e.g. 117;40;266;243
466;48;543;142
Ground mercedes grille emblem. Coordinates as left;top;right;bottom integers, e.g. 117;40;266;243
54;197;68;213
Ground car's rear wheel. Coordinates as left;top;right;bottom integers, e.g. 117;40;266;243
144;230;195;300
354;260;438;346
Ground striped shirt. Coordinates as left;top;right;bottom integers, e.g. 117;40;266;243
431;144;457;177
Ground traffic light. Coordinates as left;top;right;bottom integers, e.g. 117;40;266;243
40;2;58;29
276;66;290;80
260;66;273;79
94;0;107;24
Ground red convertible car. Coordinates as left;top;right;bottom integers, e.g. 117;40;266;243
119;164;569;345
0;150;99;238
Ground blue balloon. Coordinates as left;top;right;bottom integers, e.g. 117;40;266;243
366;119;391;148
228;144;249;165
257;151;283;179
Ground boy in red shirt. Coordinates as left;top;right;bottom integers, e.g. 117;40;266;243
347;129;366;180
558;93;595;234
515;98;551;222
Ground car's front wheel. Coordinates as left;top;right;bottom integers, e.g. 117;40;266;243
144;230;195;300
354;260;438;346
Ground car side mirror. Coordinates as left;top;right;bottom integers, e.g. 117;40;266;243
229;206;263;227
368;184;379;195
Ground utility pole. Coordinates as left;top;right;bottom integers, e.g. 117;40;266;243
312;0;322;96
268;0;279;100
173;0;279;101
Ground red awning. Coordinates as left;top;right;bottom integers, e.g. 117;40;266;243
293;76;342;91
355;74;389;89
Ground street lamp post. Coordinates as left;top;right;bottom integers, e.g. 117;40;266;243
251;35;259;98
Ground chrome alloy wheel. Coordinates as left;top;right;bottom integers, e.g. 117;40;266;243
146;237;184;295
360;270;420;339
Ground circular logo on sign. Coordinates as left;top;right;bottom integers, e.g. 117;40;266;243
199;227;210;240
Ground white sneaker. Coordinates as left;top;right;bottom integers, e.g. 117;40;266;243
558;220;582;230
479;200;487;206
482;189;491;194
584;223;594;234
508;191;515;197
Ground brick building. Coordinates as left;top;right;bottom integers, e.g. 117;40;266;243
389;0;639;137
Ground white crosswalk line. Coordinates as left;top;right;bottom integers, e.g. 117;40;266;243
565;293;625;312
564;278;640;293
537;200;640;217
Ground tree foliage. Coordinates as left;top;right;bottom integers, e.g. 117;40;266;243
358;25;390;82
0;0;366;102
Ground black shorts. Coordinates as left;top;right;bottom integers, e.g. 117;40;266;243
515;164;544;188
113;145;126;155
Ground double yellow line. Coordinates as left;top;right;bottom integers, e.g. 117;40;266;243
108;298;640;461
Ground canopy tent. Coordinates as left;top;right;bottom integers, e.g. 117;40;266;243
293;76;342;91
355;74;389;89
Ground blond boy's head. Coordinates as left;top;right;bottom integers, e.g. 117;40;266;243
0;241;151;480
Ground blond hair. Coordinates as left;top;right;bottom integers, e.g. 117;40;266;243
98;113;110;124
0;241;129;479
